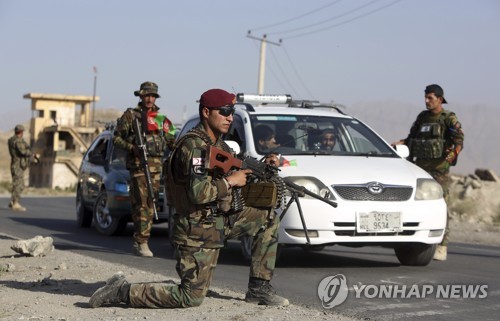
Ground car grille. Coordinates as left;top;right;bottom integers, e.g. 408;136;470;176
333;183;413;201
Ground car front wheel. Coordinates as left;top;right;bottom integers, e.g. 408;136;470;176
394;243;436;266
93;189;127;236
76;187;92;228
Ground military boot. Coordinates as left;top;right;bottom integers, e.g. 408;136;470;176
11;202;26;212
89;272;130;308
433;245;447;261
132;242;153;257
245;277;289;306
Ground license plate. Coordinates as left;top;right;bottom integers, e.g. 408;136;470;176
356;212;402;233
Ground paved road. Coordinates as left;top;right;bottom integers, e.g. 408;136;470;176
1;196;499;320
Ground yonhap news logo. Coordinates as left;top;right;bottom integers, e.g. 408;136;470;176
318;274;488;309
317;274;349;308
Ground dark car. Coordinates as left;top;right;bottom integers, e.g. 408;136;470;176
76;126;168;235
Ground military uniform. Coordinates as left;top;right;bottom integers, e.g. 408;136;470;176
128;123;279;308
8;125;32;211
89;88;287;309
405;108;464;246
113;84;176;252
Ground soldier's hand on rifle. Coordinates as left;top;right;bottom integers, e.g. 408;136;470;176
131;145;141;158
227;169;252;187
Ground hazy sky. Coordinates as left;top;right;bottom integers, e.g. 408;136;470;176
1;0;499;131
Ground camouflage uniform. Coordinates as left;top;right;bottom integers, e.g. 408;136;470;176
113;105;176;244
128;123;280;308
8;131;32;207
405;108;464;246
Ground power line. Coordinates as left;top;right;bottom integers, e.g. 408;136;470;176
268;45;301;97
249;0;344;32
268;0;382;36
283;0;403;40
281;45;315;99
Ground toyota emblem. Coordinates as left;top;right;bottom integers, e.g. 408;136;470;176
367;182;384;194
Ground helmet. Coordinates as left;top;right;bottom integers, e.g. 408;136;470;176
14;124;25;133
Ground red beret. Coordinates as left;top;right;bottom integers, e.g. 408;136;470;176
199;89;236;108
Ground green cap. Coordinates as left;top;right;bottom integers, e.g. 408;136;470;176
134;81;160;98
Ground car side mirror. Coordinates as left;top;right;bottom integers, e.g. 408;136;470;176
395;144;410;158
224;140;241;155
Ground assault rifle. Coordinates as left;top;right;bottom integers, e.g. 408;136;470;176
206;145;337;244
132;118;158;220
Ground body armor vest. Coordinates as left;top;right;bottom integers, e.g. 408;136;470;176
409;110;451;160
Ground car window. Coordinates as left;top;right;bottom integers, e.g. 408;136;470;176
87;136;109;163
110;146;127;167
249;115;396;157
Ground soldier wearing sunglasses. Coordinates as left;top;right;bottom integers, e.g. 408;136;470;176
90;89;287;309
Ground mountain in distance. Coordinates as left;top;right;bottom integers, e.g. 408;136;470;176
347;100;500;176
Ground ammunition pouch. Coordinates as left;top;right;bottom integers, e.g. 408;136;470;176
241;182;277;208
144;134;166;157
410;138;445;159
411;122;446;159
20;157;29;170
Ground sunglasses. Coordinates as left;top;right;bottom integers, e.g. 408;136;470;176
212;105;236;117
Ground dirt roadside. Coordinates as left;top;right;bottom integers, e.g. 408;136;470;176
0;173;499;321
0;232;359;321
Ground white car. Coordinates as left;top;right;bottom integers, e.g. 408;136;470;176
177;94;446;266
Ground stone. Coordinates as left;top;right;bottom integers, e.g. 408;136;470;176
474;169;499;182
10;236;55;257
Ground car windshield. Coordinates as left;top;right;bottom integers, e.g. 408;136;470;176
250;114;397;157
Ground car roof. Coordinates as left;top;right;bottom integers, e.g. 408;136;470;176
240;105;353;119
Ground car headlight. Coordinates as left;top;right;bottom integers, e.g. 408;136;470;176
415;178;443;200
283;176;336;200
114;182;129;194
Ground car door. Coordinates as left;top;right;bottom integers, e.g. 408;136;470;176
82;134;110;203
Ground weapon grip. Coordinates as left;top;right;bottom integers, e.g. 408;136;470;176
206;145;243;173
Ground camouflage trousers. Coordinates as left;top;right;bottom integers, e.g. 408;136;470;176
129;169;162;244
10;166;26;204
429;169;450;246
129;207;279;308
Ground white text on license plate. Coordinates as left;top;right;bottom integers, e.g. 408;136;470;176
356;212;402;233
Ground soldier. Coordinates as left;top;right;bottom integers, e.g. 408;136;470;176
8;124;32;211
393;84;464;261
90;88;288;308
113;81;176;257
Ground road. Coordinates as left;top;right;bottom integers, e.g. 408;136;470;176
1;196;499;321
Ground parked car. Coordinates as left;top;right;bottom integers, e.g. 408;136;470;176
76;124;168;235
177;93;446;266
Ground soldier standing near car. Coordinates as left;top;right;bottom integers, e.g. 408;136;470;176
89;88;289;308
393;84;464;261
113;81;176;257
7;124;33;212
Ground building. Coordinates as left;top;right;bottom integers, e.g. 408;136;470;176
24;93;102;189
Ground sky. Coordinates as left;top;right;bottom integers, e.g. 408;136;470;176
0;0;499;131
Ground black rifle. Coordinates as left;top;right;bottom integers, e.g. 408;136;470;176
206;145;337;244
132;117;158;220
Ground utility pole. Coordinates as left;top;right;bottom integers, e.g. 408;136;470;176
247;31;282;94
92;66;98;127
